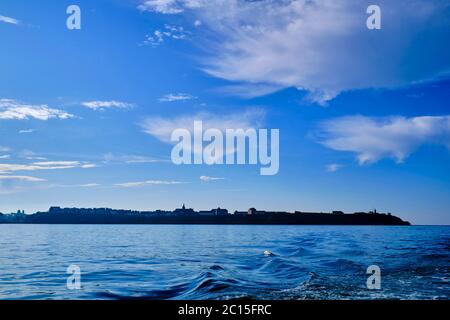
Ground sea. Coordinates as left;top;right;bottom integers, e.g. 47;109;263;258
0;225;448;300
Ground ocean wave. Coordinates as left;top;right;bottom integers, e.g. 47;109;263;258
0;225;448;300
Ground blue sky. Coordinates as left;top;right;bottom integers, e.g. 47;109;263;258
0;0;449;224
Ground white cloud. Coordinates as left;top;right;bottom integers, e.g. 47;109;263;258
216;83;285;99
53;183;101;188
138;0;450;104
142;24;189;46
32;161;80;166
158;93;196;102
78;183;100;188
0;175;45;182
138;0;184;14
115;180;184;188
0;15;20;25
0;155;10;159
138;0;204;14
325;164;343;172
0;99;73;120
318;115;450;164
124;157;167;164
18;150;47;161
0;146;10;152
0;161;97;174
81;163;98;169
102;153;169;164
140;108;265;143
200;175;224;182
81;100;133;111
18;129;35;134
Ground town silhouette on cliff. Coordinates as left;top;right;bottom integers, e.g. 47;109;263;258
0;205;410;225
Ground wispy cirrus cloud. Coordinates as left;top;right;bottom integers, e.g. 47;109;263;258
141;108;265;143
200;175;224;182
77;183;100;188
18;129;35;134
102;153;169;164
0;15;20;25
318;115;450;165
325;164;343;173
0;175;45;182
0;161;97;174
18;150;47;161
0;174;46;195
51;183;101;188
158;93;196;102
81;100;133;111
139;0;450;105
0;99;73;120
33;161;85;166
115;180;184;188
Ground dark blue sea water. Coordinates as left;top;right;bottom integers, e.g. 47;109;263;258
0;225;448;300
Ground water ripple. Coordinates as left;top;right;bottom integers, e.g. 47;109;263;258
0;225;448;299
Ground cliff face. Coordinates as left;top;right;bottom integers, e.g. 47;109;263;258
0;208;410;225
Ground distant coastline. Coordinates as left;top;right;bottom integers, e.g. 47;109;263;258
0;205;411;225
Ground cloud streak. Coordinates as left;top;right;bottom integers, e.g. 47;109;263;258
18;129;35;134
115;180;184;188
0;161;97;174
0;99;73;120
0;15;20;25
159;93;196;102
325;164;343;172
101;153;169;164
200;175;224;182
318;115;450;164
51;183;101;188
0;175;45;182
81;100;133;111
